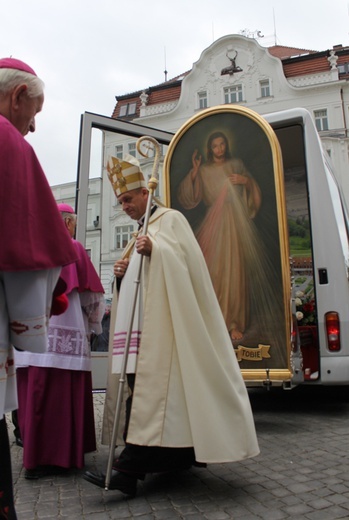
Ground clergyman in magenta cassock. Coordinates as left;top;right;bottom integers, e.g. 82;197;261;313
0;57;77;519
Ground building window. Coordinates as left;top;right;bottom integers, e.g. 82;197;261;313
115;145;123;159
224;85;243;103
128;142;136;157
115;225;134;249
260;79;271;98
118;102;137;117
198;91;208;109
314;109;329;131
338;63;349;74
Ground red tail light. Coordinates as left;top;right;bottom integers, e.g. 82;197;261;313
325;312;340;351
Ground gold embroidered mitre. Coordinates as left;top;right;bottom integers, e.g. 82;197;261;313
107;155;146;198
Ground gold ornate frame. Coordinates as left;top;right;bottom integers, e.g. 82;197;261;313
163;105;292;383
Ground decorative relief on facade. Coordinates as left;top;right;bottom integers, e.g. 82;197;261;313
207;53;219;82
220;50;243;76
140;90;149;107
288;73;334;87
245;47;257;72
328;50;338;70
223;47;256;89
256;96;274;105
140;101;177;117
113;213;131;225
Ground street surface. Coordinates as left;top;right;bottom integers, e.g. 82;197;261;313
9;384;349;519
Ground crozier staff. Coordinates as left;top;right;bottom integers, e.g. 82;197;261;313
83;152;259;497
103;137;161;490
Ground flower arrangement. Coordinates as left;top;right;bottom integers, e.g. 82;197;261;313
295;289;317;326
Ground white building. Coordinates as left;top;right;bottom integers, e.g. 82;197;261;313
51;177;102;276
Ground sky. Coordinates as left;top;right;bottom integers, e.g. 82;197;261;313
1;0;349;186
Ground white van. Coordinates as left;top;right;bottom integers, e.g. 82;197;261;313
265;108;349;386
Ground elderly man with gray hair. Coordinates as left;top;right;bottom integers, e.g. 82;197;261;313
0;58;77;519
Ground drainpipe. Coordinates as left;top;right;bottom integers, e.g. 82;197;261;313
340;88;348;137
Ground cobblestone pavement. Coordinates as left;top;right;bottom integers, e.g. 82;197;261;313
8;385;349;519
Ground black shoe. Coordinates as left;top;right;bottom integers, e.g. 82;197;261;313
15;437;23;448
25;467;48;480
193;460;207;468
25;466;68;480
83;469;137;496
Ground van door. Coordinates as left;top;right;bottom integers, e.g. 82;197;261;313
273;123;319;382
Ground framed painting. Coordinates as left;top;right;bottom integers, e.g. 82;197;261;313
163;105;292;382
